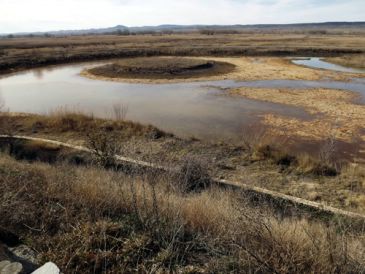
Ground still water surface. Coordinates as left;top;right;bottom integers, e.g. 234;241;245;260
0;61;364;142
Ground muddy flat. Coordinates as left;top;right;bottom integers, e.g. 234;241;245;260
82;56;364;84
86;57;235;80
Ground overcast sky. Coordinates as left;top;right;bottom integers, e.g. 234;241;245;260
0;0;364;33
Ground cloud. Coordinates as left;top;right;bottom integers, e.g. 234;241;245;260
0;0;364;33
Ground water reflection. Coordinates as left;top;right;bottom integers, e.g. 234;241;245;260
0;61;364;143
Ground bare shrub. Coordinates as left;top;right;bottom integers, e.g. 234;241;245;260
0;93;5;112
241;124;269;154
0;94;15;138
316;124;339;176
112;103;128;121
85;127;123;167
176;157;211;192
241;124;292;165
319;130;337;166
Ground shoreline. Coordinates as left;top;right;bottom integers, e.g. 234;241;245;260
1;55;363;84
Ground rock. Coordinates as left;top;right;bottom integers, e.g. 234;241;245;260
0;262;23;274
31;262;59;274
0;243;38;273
0;261;11;271
8;245;38;265
0;244;9;261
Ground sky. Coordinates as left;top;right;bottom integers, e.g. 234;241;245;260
0;0;364;33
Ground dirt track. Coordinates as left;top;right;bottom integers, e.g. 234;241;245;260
2;134;364;221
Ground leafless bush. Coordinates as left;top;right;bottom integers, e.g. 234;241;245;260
0;93;5;112
241;124;290;162
319;134;337;166
112;103;128;121
176;157;211;192
85;128;123;167
317;124;339;176
0;94;14;137
241;124;269;154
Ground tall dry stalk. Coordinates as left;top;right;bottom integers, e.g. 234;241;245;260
0;93;5;112
112;103;128;121
0;93;14;139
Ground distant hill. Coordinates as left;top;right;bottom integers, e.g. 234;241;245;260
2;22;365;37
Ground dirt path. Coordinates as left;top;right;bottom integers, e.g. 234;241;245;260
2;134;365;221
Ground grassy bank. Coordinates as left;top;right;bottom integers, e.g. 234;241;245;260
1;111;365;214
1;154;364;273
325;54;365;69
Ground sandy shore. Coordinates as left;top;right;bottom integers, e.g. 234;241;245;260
80;56;363;84
228;87;365;144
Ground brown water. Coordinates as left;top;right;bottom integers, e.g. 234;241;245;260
0;61;364;143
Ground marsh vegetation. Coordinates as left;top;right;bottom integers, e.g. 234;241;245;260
0;30;365;273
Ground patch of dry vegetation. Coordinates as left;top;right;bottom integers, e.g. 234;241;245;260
229;87;365;144
326;54;365;69
2;110;365;213
1;33;365;75
0;154;364;273
10;108;170;143
82;56;362;84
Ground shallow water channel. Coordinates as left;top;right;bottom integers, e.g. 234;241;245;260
292;57;365;74
0;61;364;142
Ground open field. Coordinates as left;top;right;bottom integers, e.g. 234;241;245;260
1;33;365;75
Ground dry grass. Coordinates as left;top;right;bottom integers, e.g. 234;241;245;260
23;107;170;140
240;124;340;176
82;56;362;84
111;103;128;121
1;33;364;75
326;54;365;69
0;154;364;273
2;110;365;213
229;87;365;143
